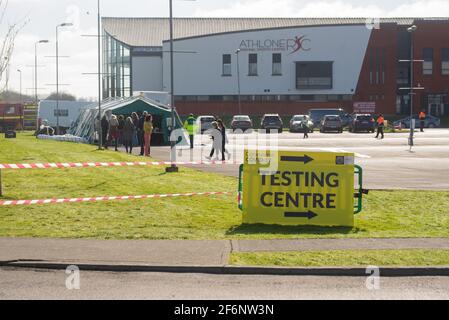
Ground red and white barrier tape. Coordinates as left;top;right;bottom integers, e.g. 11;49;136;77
0;161;240;170
0;191;232;206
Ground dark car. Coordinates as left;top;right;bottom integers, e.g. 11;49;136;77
231;115;253;133
309;108;350;129
320;115;343;133
349;114;375;133
261;114;283;133
393;115;441;129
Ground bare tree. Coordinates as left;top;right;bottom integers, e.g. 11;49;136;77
0;0;27;93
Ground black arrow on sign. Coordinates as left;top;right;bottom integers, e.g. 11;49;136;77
281;155;314;164
284;211;318;220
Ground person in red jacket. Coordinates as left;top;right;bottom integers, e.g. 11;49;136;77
419;110;426;132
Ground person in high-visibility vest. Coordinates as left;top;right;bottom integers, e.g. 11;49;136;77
375;114;385;139
419;110;426;132
184;113;196;149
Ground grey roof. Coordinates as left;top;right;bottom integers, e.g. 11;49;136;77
102;17;448;47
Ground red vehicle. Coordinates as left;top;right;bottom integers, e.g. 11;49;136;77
0;103;23;133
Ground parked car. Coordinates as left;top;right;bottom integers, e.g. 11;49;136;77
289;115;314;133
348;114;375;133
261;114;283;133
309;108;351;129
197;115;216;134
231;115;253;132
393;115;441;129
320;115;343;133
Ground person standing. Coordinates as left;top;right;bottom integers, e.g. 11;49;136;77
123;117;135;154
118;115;125;146
143;114;153;157
108;115;120;151
184;113;196;149
419;110;426;132
101;115;109;149
302;116;309;139
138;111;148;156
375;114;385;139
131;112;140;149
217;119;230;161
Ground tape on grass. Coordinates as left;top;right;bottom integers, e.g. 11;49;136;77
0;192;233;206
0;161;240;170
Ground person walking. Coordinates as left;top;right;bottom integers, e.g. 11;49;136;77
302;116;310;139
138;111;148;156
184;113;196;149
375;114;385;139
101;115;109;149
206;121;222;161
419;110;426;132
143;114;153;157
217;119;231;161
123;117;135;154
108;115;120;151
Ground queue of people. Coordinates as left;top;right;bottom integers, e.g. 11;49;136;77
100;112;153;156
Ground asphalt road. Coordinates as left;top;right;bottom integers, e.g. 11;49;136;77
1;267;448;300
150;128;449;190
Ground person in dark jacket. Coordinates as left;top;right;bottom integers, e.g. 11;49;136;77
101;115;109;149
117;115;125;145
123;117;135;154
217;119;230;161
137;111;148;156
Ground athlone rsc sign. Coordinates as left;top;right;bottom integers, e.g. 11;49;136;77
239;35;311;54
242;150;356;227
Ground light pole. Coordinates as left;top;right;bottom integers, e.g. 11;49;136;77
399;25;424;151
35;40;49;104
97;0;103;150
166;0;178;173
17;69;22;103
56;23;73;135
235;49;242;115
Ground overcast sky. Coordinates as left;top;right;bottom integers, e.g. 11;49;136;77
3;0;449;99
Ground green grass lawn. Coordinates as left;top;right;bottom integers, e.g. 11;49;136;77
0;132;448;240
231;250;449;267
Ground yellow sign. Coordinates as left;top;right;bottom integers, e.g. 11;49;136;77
242;150;356;227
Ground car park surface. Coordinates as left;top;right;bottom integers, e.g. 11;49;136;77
150;128;449;191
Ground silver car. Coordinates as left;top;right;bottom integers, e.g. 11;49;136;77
289;115;313;133
393;115;440;129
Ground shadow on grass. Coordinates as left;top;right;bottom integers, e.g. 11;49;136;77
226;224;363;237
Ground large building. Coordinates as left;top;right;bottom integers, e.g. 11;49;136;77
102;17;449;116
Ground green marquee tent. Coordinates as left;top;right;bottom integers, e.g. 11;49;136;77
69;95;184;146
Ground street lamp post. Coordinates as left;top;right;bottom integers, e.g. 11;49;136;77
235;49;242;115
55;23;73;135
408;25;416;149
166;0;179;173
17;69;22;104
35;40;49;104
97;0;103;150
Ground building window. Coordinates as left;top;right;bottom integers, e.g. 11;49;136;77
248;53;258;76
423;48;433;75
222;54;232;76
442;48;449;75
54;109;69;117
272;53;282;75
296;61;333;89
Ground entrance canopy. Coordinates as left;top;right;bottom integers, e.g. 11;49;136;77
68;95;183;146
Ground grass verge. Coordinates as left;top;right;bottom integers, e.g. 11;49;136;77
230;250;449;267
0;133;448;240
